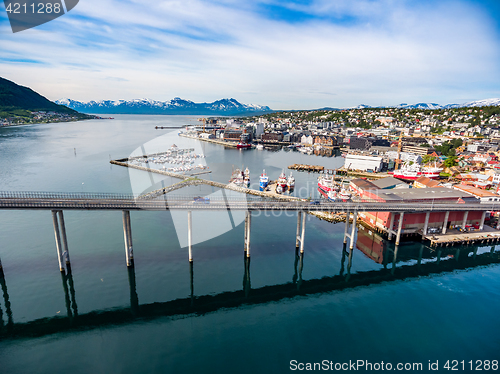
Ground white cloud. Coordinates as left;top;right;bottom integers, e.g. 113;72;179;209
0;0;499;108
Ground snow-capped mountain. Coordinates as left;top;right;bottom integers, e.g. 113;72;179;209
395;103;442;110
55;97;272;115
443;98;500;109
348;99;500;110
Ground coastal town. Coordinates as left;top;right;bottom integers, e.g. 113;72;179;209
174;104;500;248
0;110;104;127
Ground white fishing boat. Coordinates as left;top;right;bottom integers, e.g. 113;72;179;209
244;167;250;187
259;169;269;190
277;169;288;190
287;172;295;190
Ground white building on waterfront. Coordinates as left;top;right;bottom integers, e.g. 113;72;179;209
344;154;383;172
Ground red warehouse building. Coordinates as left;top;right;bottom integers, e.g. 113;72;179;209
354;187;486;236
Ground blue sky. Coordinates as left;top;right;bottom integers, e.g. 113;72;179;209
1;0;500;109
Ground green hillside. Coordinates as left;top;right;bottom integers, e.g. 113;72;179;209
0;77;83;119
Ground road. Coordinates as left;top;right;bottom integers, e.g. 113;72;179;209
1;191;499;212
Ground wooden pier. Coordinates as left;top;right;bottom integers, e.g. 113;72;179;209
288;164;324;173
178;133;240;148
424;226;500;248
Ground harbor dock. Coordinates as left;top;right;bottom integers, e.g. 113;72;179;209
179;133;240;148
288;164;324;173
424;226;500;247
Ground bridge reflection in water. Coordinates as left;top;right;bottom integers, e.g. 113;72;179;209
1;234;499;340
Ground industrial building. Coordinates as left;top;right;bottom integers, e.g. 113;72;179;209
353;185;488;236
344;154;383;172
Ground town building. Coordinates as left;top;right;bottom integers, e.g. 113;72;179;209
344;154;383;172
355;187;486;236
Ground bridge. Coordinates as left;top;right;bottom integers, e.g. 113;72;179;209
1;191;499;212
1;190;499;278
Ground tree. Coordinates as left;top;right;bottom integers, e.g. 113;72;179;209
422;155;437;164
443;156;458;168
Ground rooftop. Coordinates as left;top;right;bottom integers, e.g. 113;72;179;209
371;176;407;189
366;187;478;203
453;184;498;198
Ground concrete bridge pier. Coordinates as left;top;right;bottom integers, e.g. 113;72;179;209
188;210;193;263
423;212;430;236
348;211;358;250
300;211;306;253
480;211;487;231
244;211;251;258
343;210;350;244
122;210;134;267
52;210;70;273
442;211;450;234
295;212;306;253
296;212;302;248
395;213;404;246
388;213;395;240
462;211;469;229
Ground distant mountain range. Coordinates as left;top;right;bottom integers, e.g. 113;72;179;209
0;77;79;117
355;98;500;110
55;97;273;115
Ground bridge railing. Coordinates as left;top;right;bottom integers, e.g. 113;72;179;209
0;191;137;200
0;191;268;202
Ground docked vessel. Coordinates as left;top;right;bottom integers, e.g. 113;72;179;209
244;167;250;187
391;162;442;180
277;170;288;190
237;142;252;149
229;168;245;186
317;175;339;193
338;188;352;201
318;187;337;201
287;172;295;190
256;144;264;150
259;169;269;190
276;184;283;194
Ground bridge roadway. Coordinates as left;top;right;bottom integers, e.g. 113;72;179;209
1;191;499;212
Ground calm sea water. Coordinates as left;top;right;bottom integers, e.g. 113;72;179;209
0;116;499;373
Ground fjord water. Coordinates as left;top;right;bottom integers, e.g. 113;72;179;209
0;116;499;373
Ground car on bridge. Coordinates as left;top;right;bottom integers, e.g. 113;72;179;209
193;196;210;204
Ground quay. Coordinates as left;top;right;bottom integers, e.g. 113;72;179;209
424;226;500;247
179;133;240;148
288;164;324;173
287;164;390;180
